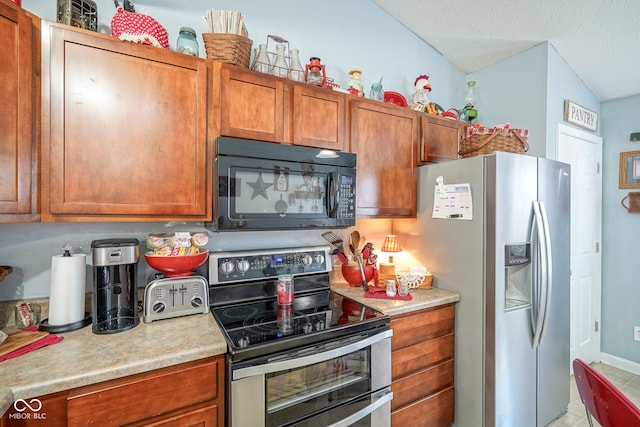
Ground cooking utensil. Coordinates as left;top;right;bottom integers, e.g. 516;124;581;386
332;248;349;265
356;254;369;291
350;231;360;256
322;231;348;261
322;231;343;248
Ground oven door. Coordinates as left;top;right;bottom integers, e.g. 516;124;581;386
230;328;392;427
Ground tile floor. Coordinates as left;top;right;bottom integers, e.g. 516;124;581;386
548;362;640;426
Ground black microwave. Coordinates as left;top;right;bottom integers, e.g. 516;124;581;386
209;137;357;231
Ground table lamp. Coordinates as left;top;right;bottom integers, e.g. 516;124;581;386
381;235;402;264
379;235;402;287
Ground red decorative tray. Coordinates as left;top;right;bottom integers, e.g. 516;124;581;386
383;91;407;107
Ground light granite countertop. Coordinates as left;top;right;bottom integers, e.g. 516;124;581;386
0;283;459;417
0;313;226;416
331;282;460;316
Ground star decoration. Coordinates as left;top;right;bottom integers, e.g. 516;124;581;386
247;172;273;200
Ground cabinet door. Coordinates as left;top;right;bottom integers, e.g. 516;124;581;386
291;84;346;151
350;100;418;217
218;64;284;143
420;115;467;163
67;357;221;426
0;2;38;221
41;22;210;221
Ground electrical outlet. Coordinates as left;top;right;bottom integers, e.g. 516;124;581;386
634;326;640;342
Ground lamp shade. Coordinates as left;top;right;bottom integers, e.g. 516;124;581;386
381;235;401;264
381;235;401;253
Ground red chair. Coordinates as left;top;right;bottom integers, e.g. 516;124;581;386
573;358;640;427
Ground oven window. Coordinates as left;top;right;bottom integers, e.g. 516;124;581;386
265;347;371;426
228;166;327;217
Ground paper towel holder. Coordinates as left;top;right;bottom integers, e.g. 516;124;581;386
39;245;92;333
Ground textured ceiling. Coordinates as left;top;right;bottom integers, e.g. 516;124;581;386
372;0;640;102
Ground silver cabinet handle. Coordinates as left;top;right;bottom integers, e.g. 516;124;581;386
327;388;393;427
233;329;393;380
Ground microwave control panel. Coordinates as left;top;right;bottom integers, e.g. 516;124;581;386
337;175;356;219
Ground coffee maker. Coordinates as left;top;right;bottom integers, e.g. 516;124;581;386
91;238;140;334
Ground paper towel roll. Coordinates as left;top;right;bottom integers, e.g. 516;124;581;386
48;254;86;326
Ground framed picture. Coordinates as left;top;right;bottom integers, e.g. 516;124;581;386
619;150;640;188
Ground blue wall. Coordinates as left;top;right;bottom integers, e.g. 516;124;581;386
601;95;640;364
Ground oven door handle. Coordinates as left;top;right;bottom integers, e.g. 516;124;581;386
232;329;393;380
327;388;393;427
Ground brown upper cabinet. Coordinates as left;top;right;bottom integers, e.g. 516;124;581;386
350;99;419;218
290;83;347;151
0;2;39;222
212;63;347;151
40;22;211;222
213;62;285;143
420;114;468;163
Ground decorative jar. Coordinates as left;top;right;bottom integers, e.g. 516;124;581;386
176;27;199;57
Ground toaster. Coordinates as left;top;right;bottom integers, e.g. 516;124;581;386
143;276;209;323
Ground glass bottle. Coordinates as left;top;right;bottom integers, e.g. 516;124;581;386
369;82;384;101
288;48;305;82
176;27;199;57
464;81;478;123
252;44;270;74
270;43;289;78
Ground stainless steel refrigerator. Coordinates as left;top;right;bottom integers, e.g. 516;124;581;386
395;152;571;427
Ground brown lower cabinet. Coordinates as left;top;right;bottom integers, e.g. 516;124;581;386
1;356;224;427
391;303;456;427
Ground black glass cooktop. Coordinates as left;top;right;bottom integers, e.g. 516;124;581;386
212;289;388;361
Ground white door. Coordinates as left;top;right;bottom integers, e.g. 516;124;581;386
556;123;602;366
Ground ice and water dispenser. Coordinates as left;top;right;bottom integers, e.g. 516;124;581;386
91;238;140;334
504;243;532;310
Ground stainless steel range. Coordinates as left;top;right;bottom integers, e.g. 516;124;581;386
208;246;393;427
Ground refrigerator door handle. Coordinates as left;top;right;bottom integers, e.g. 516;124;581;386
537;200;554;346
531;201;548;348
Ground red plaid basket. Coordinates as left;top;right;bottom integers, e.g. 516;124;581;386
458;126;529;158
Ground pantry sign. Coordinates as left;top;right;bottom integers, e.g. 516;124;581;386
564;100;598;132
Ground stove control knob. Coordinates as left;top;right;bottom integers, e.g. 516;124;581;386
313;254;325;265
303;322;313;333
220;260;235;275
237;335;250;348
314;319;326;331
152;301;166;314
302;254;313;265
237;259;250;273
191;296;203;308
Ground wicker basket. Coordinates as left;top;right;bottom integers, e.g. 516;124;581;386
202;33;252;68
458;127;529;158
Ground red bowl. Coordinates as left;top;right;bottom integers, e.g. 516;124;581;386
145;251;209;277
341;264;375;287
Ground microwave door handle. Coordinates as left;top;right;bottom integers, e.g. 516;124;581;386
327;172;338;216
326;388;393;427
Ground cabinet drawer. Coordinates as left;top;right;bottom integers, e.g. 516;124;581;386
124;401;218;427
391;359;454;411
392;333;454;379
391;386;455;427
67;358;218;426
391;305;455;350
